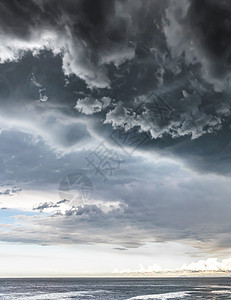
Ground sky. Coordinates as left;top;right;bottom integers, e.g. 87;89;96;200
1;0;231;277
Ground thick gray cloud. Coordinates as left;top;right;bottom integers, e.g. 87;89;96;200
1;145;231;254
2;173;231;252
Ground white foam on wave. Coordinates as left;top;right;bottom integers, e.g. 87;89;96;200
211;290;231;294
0;290;109;300
203;285;231;290
126;291;191;299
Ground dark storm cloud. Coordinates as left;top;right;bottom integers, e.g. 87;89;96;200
0;0;115;40
165;0;231;91
187;0;231;78
1;0;231;177
0;0;168;88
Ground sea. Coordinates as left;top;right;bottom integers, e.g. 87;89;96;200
0;277;231;299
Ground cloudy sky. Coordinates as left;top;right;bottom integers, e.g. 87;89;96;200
1;0;231;277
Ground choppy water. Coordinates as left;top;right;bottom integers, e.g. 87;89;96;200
0;277;231;299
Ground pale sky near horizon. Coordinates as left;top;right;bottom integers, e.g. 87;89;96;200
1;0;231;277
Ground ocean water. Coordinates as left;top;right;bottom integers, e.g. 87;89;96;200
0;277;231;299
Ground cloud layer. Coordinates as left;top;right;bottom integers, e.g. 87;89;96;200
1;0;231;265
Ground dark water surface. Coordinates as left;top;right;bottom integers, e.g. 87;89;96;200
0;277;231;299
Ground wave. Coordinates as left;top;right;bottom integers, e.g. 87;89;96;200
126;291;191;299
0;290;109;300
211;290;231;294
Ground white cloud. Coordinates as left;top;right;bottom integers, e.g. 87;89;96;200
114;263;162;275
181;258;231;273
104;90;223;140
74;96;111;115
114;258;231;276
